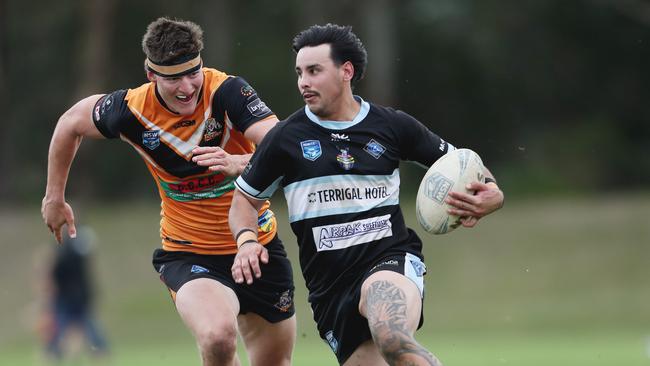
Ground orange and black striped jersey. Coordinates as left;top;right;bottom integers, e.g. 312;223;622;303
92;68;277;255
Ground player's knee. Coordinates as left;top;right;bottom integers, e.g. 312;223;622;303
196;324;238;360
373;332;442;366
250;351;291;366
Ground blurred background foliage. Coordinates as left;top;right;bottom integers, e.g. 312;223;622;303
1;0;648;203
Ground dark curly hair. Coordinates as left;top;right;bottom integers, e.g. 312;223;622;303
142;17;203;65
292;23;367;85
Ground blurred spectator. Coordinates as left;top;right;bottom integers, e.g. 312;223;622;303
42;226;109;360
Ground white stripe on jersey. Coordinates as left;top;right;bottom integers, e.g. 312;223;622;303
284;168;400;223
131;109;206;159
235;175;283;200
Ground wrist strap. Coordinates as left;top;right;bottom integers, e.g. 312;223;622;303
238;239;258;249
235;228;255;242
236;229;258;249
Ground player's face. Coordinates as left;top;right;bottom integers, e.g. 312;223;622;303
152;70;204;116
295;44;347;119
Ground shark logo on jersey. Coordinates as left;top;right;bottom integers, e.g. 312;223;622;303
364;139;386;159
300;140;322;161
142;130;160;150
336;148;355;170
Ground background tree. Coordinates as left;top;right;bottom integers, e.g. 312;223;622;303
2;0;648;203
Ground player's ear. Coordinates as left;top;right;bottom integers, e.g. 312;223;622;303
342;61;354;82
144;59;157;82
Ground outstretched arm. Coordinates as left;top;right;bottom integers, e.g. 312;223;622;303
191;116;279;176
42;95;105;243
229;190;268;284
445;166;504;228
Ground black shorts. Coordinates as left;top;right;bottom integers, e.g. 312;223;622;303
152;235;295;323
311;252;426;365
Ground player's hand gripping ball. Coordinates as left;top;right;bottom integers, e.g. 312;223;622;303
416;148;485;234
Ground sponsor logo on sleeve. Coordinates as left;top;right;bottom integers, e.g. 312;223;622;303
142;130;161;150
95;94;114;121
101;94;114;113
312;214;393;251
300;140;322;161
247;98;271;117
241;85;255;97
364;139;386;159
94;104;101;121
439;139;446;151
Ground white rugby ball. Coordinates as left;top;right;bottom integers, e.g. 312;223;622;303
416;148;485;235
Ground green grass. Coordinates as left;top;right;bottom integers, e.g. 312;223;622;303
2;331;649;366
1;192;649;365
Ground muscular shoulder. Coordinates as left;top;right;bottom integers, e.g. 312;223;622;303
93;89;132;138
210;73;275;132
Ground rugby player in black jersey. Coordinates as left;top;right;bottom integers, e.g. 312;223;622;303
229;24;504;366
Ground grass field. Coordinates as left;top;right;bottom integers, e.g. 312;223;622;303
1;192;649;365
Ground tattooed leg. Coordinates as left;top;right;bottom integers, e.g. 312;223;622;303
363;279;442;366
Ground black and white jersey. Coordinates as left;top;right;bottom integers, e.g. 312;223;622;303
236;97;454;302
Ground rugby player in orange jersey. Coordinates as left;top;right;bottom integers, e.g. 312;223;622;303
42;17;295;366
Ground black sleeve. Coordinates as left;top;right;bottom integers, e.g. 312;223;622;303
212;76;275;133
394;110;454;167
92;90;130;139
235;122;287;199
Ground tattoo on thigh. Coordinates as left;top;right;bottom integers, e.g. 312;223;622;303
365;280;440;366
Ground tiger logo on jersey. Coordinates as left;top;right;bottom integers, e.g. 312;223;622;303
274;289;293;312
203;118;223;142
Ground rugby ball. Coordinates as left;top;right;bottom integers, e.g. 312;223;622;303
416;148;485;234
